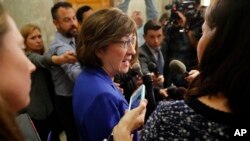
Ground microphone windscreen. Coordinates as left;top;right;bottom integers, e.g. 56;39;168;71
169;59;187;74
148;62;157;72
131;63;143;76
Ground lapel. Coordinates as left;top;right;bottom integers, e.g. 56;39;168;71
142;44;157;64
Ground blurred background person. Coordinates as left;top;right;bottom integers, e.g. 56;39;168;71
117;0;158;21
139;19;168;120
163;0;203;88
131;10;144;47
20;23;77;141
76;5;94;28
47;2;81;141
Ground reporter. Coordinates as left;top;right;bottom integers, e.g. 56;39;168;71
0;2;35;140
20;23;77;141
112;0;250;140
141;0;250;140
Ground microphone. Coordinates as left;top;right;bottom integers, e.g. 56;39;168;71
131;63;156;120
166;83;186;100
148;62;159;77
169;59;189;76
131;63;143;77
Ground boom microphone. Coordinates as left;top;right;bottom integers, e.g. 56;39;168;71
169;59;189;76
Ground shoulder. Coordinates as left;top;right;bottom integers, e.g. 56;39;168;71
155;100;187;114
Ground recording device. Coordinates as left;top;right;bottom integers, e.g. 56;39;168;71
131;63;157;120
128;84;145;110
167;84;187;100
131;63;143;77
169;59;189;76
165;0;203;31
165;0;196;21
148;62;159;77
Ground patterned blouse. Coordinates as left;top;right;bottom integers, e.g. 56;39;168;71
140;98;235;141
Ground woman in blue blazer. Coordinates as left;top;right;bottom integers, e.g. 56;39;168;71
73;8;139;141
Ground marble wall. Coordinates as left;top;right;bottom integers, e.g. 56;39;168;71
3;0;172;48
3;0;56;49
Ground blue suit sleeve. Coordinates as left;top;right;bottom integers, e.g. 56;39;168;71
84;93;126;141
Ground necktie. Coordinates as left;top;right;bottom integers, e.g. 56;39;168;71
156;49;164;74
69;40;75;48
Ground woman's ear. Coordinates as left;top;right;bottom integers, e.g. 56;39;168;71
95;48;103;59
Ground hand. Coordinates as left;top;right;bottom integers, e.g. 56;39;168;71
176;11;187;28
61;51;77;63
185;69;200;83
114;82;124;94
52;51;77;65
112;100;147;141
152;74;164;87
159;88;168;98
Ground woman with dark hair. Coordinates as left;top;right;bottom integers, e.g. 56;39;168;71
113;0;250;140
141;0;250;140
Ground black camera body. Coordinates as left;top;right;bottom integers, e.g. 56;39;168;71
166;0;196;23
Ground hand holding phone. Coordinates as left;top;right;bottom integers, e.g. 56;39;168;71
128;84;145;110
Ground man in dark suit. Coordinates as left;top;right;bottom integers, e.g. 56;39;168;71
139;20;168;119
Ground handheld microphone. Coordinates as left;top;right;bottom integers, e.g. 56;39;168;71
167;84;187;100
131;63;143;77
148;62;159;77
169;59;189;76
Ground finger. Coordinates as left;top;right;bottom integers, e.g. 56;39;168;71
133;99;147;114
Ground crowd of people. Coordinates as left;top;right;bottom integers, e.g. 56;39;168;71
0;0;250;141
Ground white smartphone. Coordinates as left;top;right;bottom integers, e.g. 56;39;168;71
128;84;146;110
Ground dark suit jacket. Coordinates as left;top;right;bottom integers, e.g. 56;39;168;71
139;43;168;120
139;44;157;74
139;43;167;75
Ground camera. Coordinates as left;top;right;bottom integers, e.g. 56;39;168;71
165;0;197;24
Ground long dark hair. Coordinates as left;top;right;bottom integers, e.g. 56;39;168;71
187;0;250;116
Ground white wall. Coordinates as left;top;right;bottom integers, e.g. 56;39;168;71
126;0;172;23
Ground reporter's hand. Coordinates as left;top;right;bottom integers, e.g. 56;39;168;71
176;11;187;28
185;69;200;83
159;88;168;98
152;74;164;87
112;100;147;141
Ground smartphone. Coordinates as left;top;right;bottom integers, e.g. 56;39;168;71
128;84;145;110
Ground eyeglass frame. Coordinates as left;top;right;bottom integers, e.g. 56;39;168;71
112;35;136;49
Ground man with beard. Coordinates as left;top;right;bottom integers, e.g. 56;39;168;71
47;2;80;141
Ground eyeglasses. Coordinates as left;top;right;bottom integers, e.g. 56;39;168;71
113;37;135;49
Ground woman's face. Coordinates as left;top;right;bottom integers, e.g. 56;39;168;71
25;28;44;52
0;16;35;112
98;34;136;77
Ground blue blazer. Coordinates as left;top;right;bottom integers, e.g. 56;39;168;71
73;67;137;141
